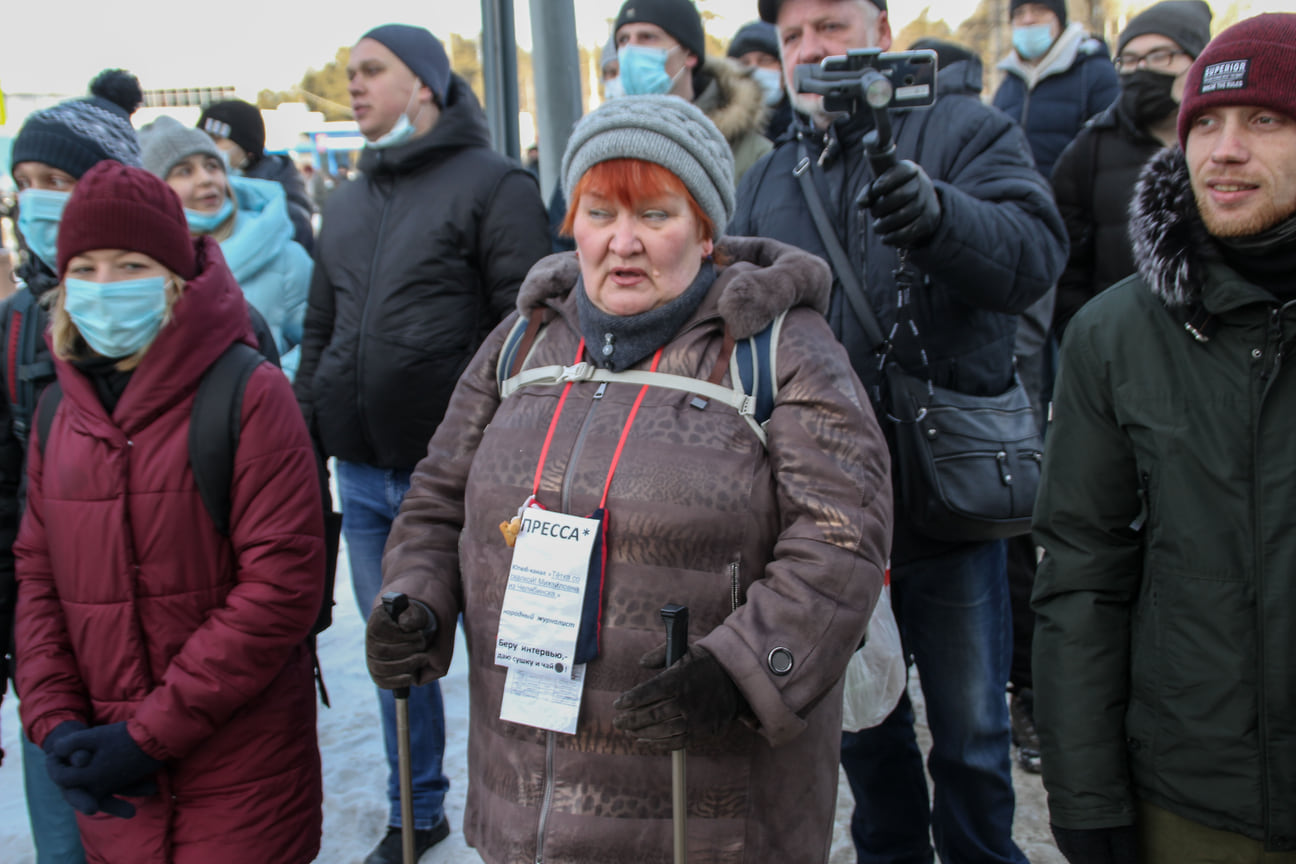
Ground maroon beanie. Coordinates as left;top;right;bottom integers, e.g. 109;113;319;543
1178;13;1296;148
56;161;197;279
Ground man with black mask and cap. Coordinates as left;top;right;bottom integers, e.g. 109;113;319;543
1051;0;1213;338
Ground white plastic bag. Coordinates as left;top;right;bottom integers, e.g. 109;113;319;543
842;584;906;731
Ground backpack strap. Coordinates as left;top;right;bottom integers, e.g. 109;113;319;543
730;313;784;427
496;309;546;394
188;342;266;537
6;291;55;446
35;379;63;459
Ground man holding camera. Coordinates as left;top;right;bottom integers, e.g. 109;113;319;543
730;1;1066;862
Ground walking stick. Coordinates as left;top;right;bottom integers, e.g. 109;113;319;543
661;603;689;864
382;592;417;864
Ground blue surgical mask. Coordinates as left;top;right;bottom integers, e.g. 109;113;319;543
750;66;785;107
17;189;71;271
603;76;626;101
369;86;422;150
63;276;169;359
618;44;683;96
1013;25;1055;61
184;196;235;234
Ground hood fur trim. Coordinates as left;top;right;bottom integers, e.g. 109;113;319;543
696;58;769;145
1130;147;1213;308
514;237;830;340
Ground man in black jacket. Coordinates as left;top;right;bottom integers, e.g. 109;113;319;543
730;1;1066;862
293;24;549;864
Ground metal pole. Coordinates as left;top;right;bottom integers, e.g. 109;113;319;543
481;0;521;160
529;0;583;201
661;604;689;864
382;593;417;864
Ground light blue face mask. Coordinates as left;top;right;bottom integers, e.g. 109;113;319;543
17;189;72;271
369;86;422;150
1013;25;1055;61
63;276;169;359
618;44;682;96
603;76;626;101
750;66;785;107
184;196;235;234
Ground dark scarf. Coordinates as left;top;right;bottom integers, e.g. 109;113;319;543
1216;213;1296;303
576;260;716;372
71;353;134;414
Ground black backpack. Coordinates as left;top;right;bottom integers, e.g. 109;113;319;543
31;340;342;704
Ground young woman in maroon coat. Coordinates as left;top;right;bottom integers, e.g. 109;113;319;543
13;162;326;863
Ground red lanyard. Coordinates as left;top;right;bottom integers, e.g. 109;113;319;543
530;339;663;509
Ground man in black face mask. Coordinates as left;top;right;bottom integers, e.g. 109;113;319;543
1050;0;1213;337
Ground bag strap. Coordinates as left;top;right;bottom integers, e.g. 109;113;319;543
793;140;888;354
35;378;62;458
7;291;55;446
188;342;266;537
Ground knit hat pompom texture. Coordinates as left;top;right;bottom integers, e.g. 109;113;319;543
12;73;141;179
1117;0;1213;60
57;161;197;280
1178;13;1296;148
198;99;266;158
139;115;226;180
361;24;451;106
616;0;707;61
561;95;735;239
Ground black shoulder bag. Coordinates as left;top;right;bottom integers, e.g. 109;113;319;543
793;140;1042;542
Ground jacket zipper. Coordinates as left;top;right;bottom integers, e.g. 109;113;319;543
535;385;604;861
355;186;394;455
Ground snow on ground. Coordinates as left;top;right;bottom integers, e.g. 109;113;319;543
0;543;1062;863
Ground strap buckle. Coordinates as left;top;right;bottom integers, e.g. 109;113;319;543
558;362;595;383
793;156;811;177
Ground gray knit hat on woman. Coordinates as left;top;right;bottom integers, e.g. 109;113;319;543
139;115;225;179
561;95;735;239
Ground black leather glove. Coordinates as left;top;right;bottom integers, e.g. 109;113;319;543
1051;824;1139;864
366;599;438;690
46;721;163;818
612;645;745;750
858;159;942;247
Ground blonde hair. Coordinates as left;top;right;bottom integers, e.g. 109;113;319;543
50;276;187;372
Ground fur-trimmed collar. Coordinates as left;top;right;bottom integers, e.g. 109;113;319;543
514;236;830;339
1129;147;1216;309
694;57;769;145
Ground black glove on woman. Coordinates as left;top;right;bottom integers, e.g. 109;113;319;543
46;721;163;818
366;599;438;689
1051;824;1139;864
612;645;745;750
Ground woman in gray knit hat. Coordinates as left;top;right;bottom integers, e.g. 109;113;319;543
366;94;891;864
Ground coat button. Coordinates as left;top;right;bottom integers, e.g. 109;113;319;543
767;647;793;676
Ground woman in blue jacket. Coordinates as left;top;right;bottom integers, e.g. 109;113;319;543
139;116;312;378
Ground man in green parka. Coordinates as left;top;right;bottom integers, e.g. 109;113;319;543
1032;13;1296;864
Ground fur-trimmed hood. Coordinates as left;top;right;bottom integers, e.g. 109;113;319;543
514;235;830;339
1129;146;1216;309
694;57;769;145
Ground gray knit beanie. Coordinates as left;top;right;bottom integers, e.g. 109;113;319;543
139;115;225;180
561;95;734;238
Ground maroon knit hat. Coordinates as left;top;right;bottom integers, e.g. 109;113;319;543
1178;13;1296;148
57;161;197;279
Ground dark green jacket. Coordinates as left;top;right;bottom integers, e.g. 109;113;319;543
1032;147;1296;852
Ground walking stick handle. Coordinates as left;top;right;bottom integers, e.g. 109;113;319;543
382;591;416;864
661;603;689;864
661;603;689;667
382;592;411;699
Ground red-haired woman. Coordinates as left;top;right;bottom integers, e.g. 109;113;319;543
364;95;892;863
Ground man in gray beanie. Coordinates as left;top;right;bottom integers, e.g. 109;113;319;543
613;0;772;184
727;20;793;139
295;21;549;864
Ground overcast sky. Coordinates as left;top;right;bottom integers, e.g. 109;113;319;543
3;0;1283;100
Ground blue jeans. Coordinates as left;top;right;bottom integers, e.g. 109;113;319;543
22;734;86;864
337;460;448;831
840;540;1026;864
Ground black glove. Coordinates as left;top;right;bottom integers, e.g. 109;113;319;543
46;722;163;819
366;599;438;690
1051;824;1139;864
612;645;745;750
858;159;942;247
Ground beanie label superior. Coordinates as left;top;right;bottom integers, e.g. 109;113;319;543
1201;59;1249;93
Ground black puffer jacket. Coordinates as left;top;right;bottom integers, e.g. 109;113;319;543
295;76;550;469
245;153;316;253
1050;102;1164;339
731;56;1067;562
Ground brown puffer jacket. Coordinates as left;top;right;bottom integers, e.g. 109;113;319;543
382;236;892;864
